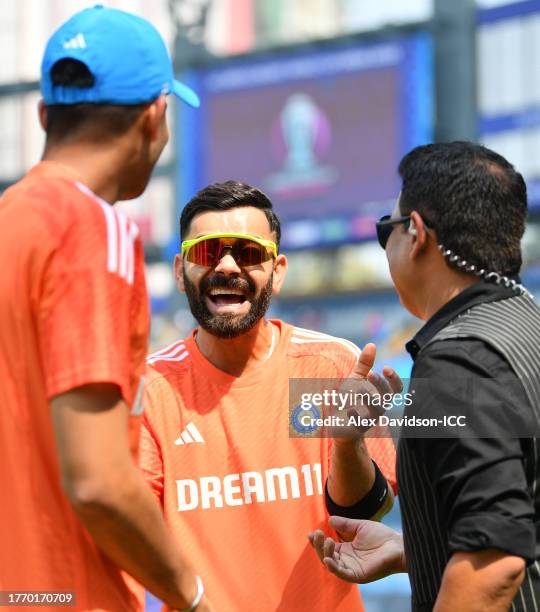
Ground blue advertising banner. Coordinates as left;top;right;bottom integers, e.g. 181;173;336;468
177;33;433;250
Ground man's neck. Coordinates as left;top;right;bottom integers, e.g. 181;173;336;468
195;319;276;377
42;147;124;204
419;272;479;321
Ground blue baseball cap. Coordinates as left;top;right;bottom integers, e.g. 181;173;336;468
41;4;199;108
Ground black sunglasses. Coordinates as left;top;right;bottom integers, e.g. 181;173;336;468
376;215;411;249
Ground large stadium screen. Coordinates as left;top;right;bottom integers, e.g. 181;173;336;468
177;33;433;249
477;0;540;209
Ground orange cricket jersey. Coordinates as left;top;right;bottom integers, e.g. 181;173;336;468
0;161;149;611
140;321;397;612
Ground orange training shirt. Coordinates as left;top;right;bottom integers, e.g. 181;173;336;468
0;161;149;611
140;321;397;611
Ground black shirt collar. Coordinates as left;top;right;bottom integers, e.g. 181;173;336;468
405;280;519;360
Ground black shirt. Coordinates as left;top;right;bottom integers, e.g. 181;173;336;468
397;281;537;611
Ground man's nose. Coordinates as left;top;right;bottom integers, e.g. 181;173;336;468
214;250;242;275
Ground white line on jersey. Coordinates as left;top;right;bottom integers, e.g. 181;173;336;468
291;327;361;358
147;346;189;365
75;182;139;286
147;341;186;363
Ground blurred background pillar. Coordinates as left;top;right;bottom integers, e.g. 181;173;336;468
434;0;477;141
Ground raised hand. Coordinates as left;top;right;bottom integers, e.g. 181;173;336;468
308;516;406;584
330;343;403;438
352;342;403;397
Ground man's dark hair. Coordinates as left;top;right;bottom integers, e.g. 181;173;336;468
180;181;281;249
398;141;527;276
45;59;145;144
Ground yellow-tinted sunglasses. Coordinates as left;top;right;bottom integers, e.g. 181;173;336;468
181;233;278;267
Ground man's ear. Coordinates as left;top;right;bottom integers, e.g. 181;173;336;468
409;210;428;260
271;254;288;295
143;94;167;142
173;254;186;293
38;99;48;132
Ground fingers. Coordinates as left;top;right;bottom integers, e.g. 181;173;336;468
366;371;393;398
307;530;326;562
382;366;404;394
351;344;403;397
323;557;359;583
367;368;404;402
352;343;376;379
323;536;336;561
308;530;341;569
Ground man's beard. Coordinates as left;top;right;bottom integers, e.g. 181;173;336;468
183;271;273;339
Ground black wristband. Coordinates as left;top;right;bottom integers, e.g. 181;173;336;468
325;460;389;520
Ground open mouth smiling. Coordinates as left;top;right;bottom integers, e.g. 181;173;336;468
207;287;249;307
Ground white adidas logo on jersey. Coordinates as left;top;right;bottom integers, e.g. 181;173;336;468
175;422;204;446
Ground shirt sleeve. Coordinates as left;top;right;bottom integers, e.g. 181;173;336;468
412;339;536;563
38;205;147;405
139;412;165;505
